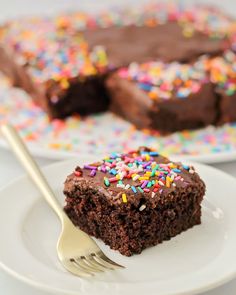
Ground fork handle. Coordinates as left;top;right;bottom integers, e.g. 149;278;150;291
1;124;68;224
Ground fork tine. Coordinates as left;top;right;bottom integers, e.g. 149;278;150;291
89;254;114;270
62;259;93;277
75;257;104;273
71;258;96;275
92;254;117;270
95;252;125;269
85;255;109;271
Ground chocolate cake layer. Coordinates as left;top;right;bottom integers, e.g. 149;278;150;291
64;147;206;256
44;74;110;118
210;51;236;124
217;90;236;124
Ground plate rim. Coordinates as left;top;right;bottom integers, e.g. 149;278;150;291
1;138;236;164
1;159;236;295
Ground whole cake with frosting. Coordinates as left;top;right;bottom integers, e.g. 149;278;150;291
0;3;235;133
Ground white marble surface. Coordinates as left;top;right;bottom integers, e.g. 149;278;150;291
0;0;236;293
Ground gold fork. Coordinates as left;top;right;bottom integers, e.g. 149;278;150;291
1;124;124;277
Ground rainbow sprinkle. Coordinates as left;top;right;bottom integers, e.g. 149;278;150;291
122;193;128;203
210;50;236;94
118;58;208;100
118;50;236;100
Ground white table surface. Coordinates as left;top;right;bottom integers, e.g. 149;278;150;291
0;0;236;294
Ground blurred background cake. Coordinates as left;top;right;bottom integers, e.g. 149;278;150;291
0;1;235;134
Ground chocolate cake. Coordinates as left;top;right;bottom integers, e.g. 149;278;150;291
0;3;235;133
106;59;217;133
106;48;236;133
64;147;206;256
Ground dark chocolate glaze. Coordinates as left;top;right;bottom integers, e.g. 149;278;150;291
64;150;205;208
84;23;230;65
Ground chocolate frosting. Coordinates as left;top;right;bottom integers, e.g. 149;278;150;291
64;149;205;208
84;23;230;65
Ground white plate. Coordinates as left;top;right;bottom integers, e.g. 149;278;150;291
1;137;236;164
0;156;236;295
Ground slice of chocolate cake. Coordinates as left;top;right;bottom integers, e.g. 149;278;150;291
106;59;217;133
64;147;205;256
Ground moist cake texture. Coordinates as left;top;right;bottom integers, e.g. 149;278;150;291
64;147;206;256
0;3;236;132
